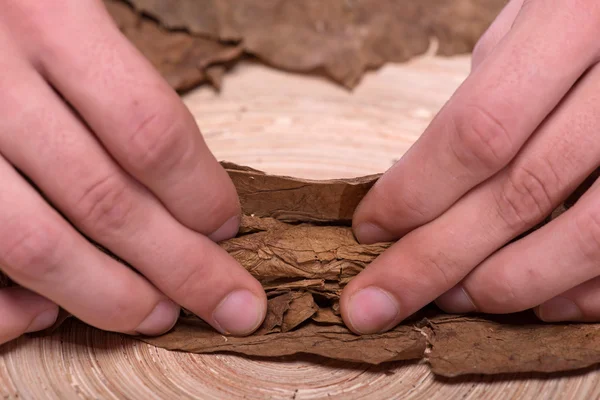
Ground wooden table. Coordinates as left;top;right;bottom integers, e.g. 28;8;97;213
1;54;598;399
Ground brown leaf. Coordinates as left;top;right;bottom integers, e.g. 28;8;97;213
127;0;507;87
238;215;289;235
224;163;380;223
263;279;325;296
222;224;388;283
256;293;300;334
312;307;343;325
427;313;600;376
281;292;319;332
141;319;426;364
103;0;242;91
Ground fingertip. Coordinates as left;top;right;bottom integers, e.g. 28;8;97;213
341;286;400;335
0;287;59;342
25;308;59;333
211;289;266;336
351;173;407;244
208;214;241;243
435;285;477;314
353;222;396;244
135;299;180;336
536;297;582;322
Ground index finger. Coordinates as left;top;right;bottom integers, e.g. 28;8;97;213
353;0;600;244
17;0;239;240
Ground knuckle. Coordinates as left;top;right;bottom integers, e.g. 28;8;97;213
100;291;142;332
572;209;600;262
71;173;135;238
0;220;64;280
494;164;557;231
477;277;528;313
3;0;58;38
167;266;209;301
392;188;431;221
417;250;455;289
370;180;430;226
450;105;514;174
163;251;213;301
124;102;192;173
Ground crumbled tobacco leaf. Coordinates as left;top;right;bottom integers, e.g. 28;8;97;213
262;279;325;297
425;313;600;376
222;223;389;283
254;292;317;334
281;292;319;332
104;0;242;91
126;0;507;87
312;307;343;325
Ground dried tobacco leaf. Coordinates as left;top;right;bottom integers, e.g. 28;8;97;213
224;163;380;223
253;292;317;334
262;278;325;297
222;224;389;283
426;313;600;376
104;0;242;91
127;0;507;87
281;292;319;332
312;307;344;325
141;319;427;364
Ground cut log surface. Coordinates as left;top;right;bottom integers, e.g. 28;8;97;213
1;54;599;399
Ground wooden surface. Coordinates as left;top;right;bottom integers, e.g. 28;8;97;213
1;54;599;399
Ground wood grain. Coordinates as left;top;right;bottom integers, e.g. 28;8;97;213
1;52;599;399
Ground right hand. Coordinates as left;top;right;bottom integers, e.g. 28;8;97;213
0;0;266;345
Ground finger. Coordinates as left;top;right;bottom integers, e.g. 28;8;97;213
433;63;600;315
16;0;239;240
471;0;524;69
0;287;58;344
353;0;600;244
0;40;266;336
437;176;600;316
342;61;600;334
0;25;180;335
0;155;178;335
535;276;600;322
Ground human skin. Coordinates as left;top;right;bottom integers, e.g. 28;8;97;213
3;0;598;346
0;0;266;345
342;0;600;334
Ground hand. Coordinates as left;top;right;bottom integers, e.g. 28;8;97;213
0;0;266;345
340;0;600;334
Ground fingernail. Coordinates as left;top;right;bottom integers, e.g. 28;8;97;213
354;222;396;244
135;300;180;336
347;287;399;334
209;215;240;242
538;297;582;322
26;308;59;333
435;285;477;313
213;290;265;336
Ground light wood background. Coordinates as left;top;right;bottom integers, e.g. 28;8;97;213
1;53;599;399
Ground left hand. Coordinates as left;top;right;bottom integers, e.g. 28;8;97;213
340;0;600;334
